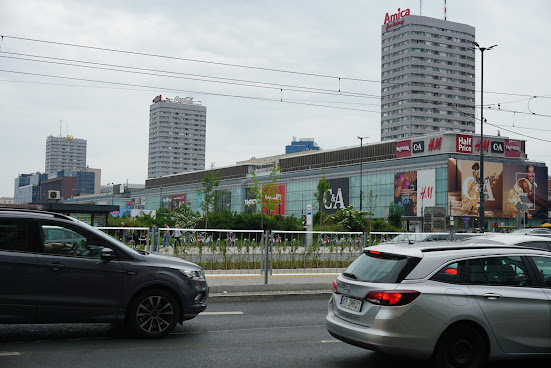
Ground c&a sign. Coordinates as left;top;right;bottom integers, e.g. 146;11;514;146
324;178;349;214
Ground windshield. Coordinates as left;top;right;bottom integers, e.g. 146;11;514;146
73;218;142;256
344;251;421;283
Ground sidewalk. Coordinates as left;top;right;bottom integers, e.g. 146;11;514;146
206;273;337;301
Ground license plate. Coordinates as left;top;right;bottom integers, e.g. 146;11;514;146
340;295;362;312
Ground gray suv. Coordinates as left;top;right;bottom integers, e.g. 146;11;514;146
0;209;208;338
326;239;551;367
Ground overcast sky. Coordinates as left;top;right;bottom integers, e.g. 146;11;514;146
1;0;550;197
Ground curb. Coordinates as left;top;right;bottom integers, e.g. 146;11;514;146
208;290;332;302
208;283;332;294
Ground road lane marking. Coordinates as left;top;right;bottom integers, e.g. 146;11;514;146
0;352;21;356
171;324;325;335
200;311;244;316
321;339;341;343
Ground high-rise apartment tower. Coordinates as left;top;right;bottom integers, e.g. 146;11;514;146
148;95;206;178
381;11;476;141
45;135;87;175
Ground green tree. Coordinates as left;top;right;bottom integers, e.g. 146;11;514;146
173;202;200;229
365;190;378;233
199;170;220;228
156;207;174;227
314;174;331;227
330;206;368;232
388;201;404;229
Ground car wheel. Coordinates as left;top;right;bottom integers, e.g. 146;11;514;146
432;324;487;368
128;289;179;338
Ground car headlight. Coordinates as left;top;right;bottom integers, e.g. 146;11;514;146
179;268;205;281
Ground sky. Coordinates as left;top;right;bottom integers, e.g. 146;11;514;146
1;0;550;197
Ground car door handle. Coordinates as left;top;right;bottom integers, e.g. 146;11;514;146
46;262;65;271
483;293;502;300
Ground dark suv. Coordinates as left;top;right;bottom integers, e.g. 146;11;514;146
0;208;208;338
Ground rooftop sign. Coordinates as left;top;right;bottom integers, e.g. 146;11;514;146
152;95;203;106
384;8;410;31
394;133;526;160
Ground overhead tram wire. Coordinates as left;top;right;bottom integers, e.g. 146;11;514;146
483;90;551;99
0;78;382;106
0;53;379;99
0;35;379;83
483;106;551;119
450;104;551;144
3;36;551;103
0;69;381;113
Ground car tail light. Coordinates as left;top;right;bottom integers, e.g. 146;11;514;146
364;290;420;306
332;280;339;294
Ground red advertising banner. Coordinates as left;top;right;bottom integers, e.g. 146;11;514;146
262;184;286;215
170;193;187;210
504;139;521;158
395;140;412;158
456;135;473;153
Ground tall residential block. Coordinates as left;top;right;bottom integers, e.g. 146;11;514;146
148;95;206;178
381;10;476;141
45;135;87;175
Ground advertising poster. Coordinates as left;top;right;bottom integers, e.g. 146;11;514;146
170;193;187;210
417;169;436;216
262;184;286;215
447;159;547;219
394;171;417;216
448;159;503;217
324;178;350;214
503;164;548;219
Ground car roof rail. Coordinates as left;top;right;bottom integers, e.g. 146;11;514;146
422;245;551;253
0;206;75;221
0;204;46;210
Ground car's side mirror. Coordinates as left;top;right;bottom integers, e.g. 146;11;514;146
101;248;115;261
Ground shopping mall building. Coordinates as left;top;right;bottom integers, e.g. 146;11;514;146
94;132;545;232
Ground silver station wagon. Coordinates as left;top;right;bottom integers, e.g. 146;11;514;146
326;240;551;367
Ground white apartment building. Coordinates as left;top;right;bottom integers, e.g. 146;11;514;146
148;95;206;178
45;135;87;175
381;11;476;141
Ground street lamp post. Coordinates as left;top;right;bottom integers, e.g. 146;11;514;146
474;42;497;233
357;136;369;211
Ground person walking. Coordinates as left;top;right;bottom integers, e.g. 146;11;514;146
118;222;125;242
173;224;182;247
163;222;174;248
124;229;134;247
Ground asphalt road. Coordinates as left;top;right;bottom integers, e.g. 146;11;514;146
1;296;551;368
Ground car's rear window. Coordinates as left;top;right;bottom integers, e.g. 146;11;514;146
343;251;421;283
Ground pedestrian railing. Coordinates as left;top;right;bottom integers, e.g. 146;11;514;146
96;227;150;249
268;230;365;276
97;227;491;281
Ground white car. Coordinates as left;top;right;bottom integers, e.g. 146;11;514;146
326;236;551;367
463;233;551;251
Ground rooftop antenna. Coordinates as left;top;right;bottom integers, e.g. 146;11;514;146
444;0;447;20
420;0;423;15
59;120;62;137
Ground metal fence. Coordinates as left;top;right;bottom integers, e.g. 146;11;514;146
97;227;487;279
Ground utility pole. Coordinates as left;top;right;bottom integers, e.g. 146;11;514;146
357;136;369;211
474;42;497;233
